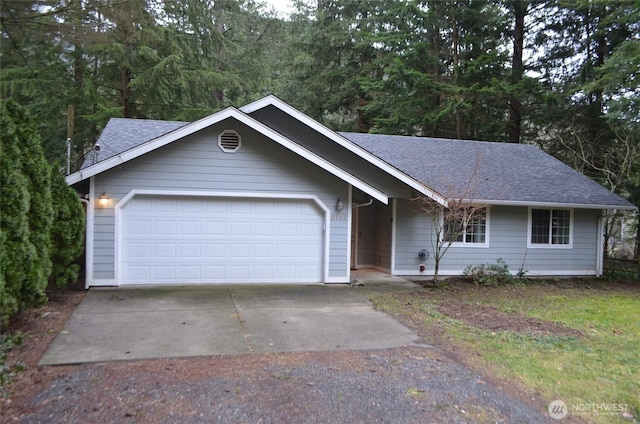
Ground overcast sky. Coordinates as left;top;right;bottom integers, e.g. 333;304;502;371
262;0;295;17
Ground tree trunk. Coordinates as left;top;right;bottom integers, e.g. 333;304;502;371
120;65;132;118
452;7;463;139
433;259;440;284
508;1;527;143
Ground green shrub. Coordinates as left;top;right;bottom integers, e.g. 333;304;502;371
0;101;40;327
48;167;85;288
464;258;514;286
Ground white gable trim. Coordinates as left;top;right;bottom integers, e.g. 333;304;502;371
241;95;448;207
66;107;388;205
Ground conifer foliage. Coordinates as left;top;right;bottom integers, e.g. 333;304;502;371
0;100;84;328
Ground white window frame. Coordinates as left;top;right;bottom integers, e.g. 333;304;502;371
527;207;573;249
443;206;490;248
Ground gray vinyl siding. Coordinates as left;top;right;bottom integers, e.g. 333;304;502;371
394;201;601;275
92;118;349;281
394;198;431;271
249;107;412;198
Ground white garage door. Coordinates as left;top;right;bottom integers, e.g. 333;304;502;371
120;196;324;284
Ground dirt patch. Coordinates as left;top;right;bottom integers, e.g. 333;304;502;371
433;302;583;338
408;277;638;339
1;291;85;411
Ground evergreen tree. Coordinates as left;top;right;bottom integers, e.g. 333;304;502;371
48;167;85;288
0;100;43;327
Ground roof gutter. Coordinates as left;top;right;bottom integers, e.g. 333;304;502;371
459;199;637;211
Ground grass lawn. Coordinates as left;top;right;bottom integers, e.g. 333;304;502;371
370;278;640;423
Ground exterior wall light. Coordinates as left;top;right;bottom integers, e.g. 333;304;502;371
336;197;344;212
99;193;109;207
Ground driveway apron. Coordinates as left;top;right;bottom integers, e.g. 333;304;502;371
39;284;422;365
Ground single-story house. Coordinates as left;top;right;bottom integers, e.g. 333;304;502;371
66;95;636;287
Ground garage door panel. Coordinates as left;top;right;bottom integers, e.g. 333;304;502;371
154;265;176;280
205;221;226;235
129;265;151;280
228;265;250;279
180;221;202;235
205;243;225;257
155;243;176;257
253;222;274;236
298;243;321;257
254;202;275;214
179;266;200;280
230;222;250;236
129;198;152;212
230;202;251;215
179;243;200;257
275;265;296;278
156;201;178;213
253;265;273;279
155;220;176;235
129;243;151;257
127;220;151;235
180;200;203;213
121;196;324;284
228;243;250;258
253;244;274;258
204;265;225;279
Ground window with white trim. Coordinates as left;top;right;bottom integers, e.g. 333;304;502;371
529;208;572;247
444;207;488;245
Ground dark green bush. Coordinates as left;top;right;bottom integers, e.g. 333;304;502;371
0;100;42;327
1;100;84;328
48;167;85;288
464;258;514;286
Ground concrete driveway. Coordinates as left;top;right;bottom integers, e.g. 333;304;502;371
40;280;423;365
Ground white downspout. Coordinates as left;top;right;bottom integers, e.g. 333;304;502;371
85;177;95;288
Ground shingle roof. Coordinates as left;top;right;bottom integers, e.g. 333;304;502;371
77;116;634;209
81;118;188;168
340;132;634;209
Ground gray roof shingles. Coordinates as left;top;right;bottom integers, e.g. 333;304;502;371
340;132;634;208
79;117;634;209
81;118;188;168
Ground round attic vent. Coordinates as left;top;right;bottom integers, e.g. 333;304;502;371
218;130;241;153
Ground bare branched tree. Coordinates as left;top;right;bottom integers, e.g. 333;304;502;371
558;129;640;257
411;152;487;283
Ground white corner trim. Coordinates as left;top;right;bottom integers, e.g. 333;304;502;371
66;106;388;206
596;213;604;276
113;189;332;285
391;199;398;275
345;185;353;280
85;177;96;289
241;95;447;207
